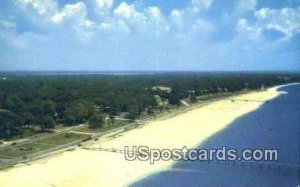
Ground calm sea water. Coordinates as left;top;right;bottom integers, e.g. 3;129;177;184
132;84;300;187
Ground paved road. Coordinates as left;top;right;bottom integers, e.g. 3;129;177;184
0;124;86;151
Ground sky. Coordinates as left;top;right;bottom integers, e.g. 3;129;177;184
0;0;299;71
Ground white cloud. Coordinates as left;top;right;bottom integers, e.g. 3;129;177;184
147;7;162;20
95;0;113;9
255;7;300;40
145;7;170;34
113;2;147;31
237;18;257;33
51;2;87;24
113;2;145;21
254;8;270;19
234;6;300;54
16;0;57;15
191;0;214;12
99;20;130;33
235;0;257;14
236;18;262;43
0;19;16;29
94;0;113;16
193;18;215;33
50;2;96;43
1;0;298;71
171;9;184;28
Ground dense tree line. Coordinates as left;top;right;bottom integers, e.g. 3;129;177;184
0;72;299;138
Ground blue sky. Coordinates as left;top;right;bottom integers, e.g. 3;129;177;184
0;0;299;71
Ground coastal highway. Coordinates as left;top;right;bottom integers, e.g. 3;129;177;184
0;124;86;151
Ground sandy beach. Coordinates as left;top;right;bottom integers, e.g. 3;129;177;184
0;88;282;187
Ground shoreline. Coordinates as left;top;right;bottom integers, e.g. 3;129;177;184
267;82;300;91
0;85;288;187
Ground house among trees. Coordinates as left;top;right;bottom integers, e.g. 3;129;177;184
187;90;195;95
154;95;168;106
151;86;172;93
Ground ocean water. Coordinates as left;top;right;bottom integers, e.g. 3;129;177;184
131;84;300;187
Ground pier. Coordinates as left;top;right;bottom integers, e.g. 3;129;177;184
82;147;300;173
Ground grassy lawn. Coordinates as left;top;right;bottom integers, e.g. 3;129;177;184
34;133;89;145
76;120;130;133
197;92;234;101
0;143;51;158
135;111;150;120
0;133;89;158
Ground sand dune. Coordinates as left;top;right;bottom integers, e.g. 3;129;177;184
0;89;281;187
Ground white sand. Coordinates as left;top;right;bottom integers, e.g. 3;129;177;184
268;82;300;91
0;89;282;187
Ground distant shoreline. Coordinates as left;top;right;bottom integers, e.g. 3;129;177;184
268;82;300;91
1;71;300;76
